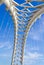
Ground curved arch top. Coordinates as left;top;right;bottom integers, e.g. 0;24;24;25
0;0;44;65
24;7;44;42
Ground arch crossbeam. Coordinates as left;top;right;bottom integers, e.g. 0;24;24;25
0;0;44;65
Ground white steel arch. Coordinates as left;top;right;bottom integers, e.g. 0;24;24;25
24;7;44;44
0;0;44;65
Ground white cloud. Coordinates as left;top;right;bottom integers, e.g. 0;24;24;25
24;52;43;60
0;41;13;58
0;43;5;48
0;41;13;49
25;15;44;65
24;52;44;65
30;47;39;51
30;32;40;41
0;53;12;57
28;52;43;59
28;14;44;41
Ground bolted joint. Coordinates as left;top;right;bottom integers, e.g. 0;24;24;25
26;0;31;2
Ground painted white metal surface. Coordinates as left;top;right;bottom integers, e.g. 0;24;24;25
0;0;44;65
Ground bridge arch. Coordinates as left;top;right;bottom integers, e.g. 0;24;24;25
24;7;44;43
22;7;44;65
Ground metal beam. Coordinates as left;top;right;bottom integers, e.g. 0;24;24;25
0;0;44;65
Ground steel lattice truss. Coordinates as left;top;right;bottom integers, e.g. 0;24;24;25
0;0;44;65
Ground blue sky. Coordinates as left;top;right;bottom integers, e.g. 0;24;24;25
0;0;44;65
24;14;44;65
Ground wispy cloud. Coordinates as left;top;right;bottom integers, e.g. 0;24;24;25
29;46;39;51
24;15;44;65
0;43;5;48
28;52;43;59
0;41;13;49
28;14;44;41
24;52;43;60
0;41;13;58
24;52;44;65
0;53;11;57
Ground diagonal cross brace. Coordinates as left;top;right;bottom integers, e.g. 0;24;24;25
0;0;44;65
